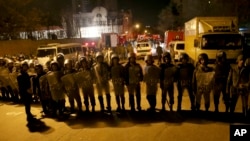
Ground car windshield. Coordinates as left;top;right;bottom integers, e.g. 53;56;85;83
137;43;149;48
201;34;242;49
37;48;56;57
176;44;184;50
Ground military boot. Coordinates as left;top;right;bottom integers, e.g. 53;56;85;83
121;96;125;111
129;95;135;112
106;94;111;112
98;96;105;112
115;96;121;112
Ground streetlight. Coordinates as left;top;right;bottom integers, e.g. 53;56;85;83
135;24;140;29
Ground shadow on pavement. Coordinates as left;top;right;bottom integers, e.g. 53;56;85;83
50;109;250;129
26;119;52;133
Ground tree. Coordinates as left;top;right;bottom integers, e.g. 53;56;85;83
157;1;184;34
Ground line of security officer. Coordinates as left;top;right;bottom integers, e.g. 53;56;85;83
2;51;250;118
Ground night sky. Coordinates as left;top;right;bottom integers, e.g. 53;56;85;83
118;0;170;26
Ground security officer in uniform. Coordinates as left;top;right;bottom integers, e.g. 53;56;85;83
160;52;177;112
62;59;82;113
143;54;160;112
227;54;250;116
110;54;126;112
213;51;231;113
176;53;195;111
124;52;143;112
93;52;112;112
193;53;214;112
78;56;96;112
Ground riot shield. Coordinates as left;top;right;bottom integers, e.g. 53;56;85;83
46;71;64;101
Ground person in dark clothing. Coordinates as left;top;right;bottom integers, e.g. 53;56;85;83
17;61;36;122
160;52;177;112
124;52;143;112
176;53;195;112
156;42;163;64
33;64;50;115
213;51;231;113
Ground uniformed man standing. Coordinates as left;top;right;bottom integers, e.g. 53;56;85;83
62;59;82;114
176;53;195;111
124;52;143;112
227;54;250;116
110;54;126;112
213;51;231;113
93;52;112;112
143;54;160;112
193;53;214;112
160;52;177;112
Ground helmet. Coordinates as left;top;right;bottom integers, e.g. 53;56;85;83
198;53;209;64
56;53;65;60
79;56;87;63
216;51;227;60
144;54;154;62
50;60;59;68
179;53;189;61
127;52;136;59
35;64;43;70
95;52;104;58
162;52;171;61
111;54;119;60
21;60;29;68
236;54;244;63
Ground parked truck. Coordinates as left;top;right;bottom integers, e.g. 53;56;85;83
184;17;242;64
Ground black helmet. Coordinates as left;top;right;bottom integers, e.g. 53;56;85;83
21;60;29;68
127;52;136;59
216;51;227;61
179;53;189;61
50;60;59;68
79;56;87;63
35;64;43;70
56;53;64;60
198;53;209;64
111;54;119;60
162;52;171;61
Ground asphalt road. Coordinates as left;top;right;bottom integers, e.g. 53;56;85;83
0;60;249;141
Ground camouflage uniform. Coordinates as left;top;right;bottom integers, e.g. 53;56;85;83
110;54;126;112
193;53;214;112
213;51;231;113
160;52;177;111
124;53;143;111
93;52;111;112
144;55;160;111
176;53;195;111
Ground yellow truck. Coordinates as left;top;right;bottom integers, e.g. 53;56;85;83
184;17;242;64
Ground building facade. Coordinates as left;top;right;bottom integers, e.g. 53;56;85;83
72;0;132;38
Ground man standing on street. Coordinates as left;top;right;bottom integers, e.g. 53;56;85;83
17;61;36;122
156;42;163;65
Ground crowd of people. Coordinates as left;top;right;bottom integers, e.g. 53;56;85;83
0;50;249;123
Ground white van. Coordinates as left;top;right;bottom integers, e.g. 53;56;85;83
36;43;82;66
134;41;152;59
168;41;185;61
